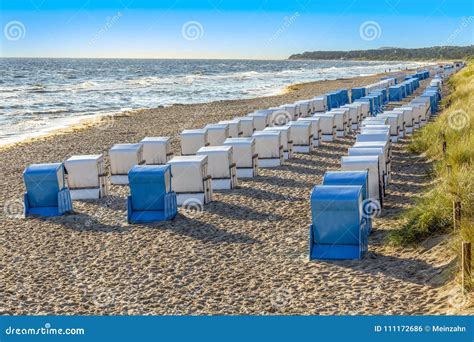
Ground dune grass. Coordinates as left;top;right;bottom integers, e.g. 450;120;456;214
388;61;474;247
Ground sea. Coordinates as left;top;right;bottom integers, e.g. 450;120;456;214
0;58;432;145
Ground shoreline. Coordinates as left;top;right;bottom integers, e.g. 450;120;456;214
1;70;459;315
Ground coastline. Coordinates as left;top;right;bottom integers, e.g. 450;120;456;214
1;70;460;315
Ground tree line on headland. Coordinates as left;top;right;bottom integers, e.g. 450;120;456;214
288;46;474;61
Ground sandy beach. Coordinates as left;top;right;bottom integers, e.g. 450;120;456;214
0;72;468;315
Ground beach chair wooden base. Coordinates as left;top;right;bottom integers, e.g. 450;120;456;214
236;167;257;178
351;123;359;131
312;138;320;148
70;188;100;200
293;145;311;153
258;158;282;168
399;130;405;138
111;175;129;185
406;126;414;134
390;135;399;143
321;134;334;142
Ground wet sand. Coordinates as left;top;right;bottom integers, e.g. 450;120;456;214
1;72;469;315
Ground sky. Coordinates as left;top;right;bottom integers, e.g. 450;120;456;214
0;0;473;59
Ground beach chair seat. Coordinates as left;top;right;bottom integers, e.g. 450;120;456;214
309;185;368;260
312;113;336;142
219;119;242;138
167;155;212;205
340;155;383;206
264;126;293;159
127;165;177;223
223;137;258;178
235;117;255;137
196;146;237;190
205;123;230;146
348;146;388;190
64;154;108;200
180;129;209;155
23;163;73;217
322;170;373;233
109;143;145;184
140;137;173;165
297;117;321;147
252;130;283;167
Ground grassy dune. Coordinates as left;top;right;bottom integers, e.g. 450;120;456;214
389;62;473;258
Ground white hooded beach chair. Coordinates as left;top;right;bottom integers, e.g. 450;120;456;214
287;121;312;153
376;114;401;142
264;126;293;159
252;130;283;167
167;155;212;205
270;108;293;126
64;154;108;200
140;137;173;165
219;119;242;138
394;107;415;134
247;112;270;130
109;143;145;185
341;104;361;130
341;155;383;206
297;117;322;147
408;103;424;129
383;110;406;138
279;104;298;120
361;117;387;126
197;146;237;190
328;109;349;137
312;113;336;142
180;129;209;155
295;100;312;117
410;97;430;126
348;146;388;190
353;140;391;182
235;117;255;137
311;96;327;113
205;123;230;146
356;101;370;119
223;137;258;178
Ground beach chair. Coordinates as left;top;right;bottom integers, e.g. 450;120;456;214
219;119;242;138
167;155;212;206
252;130;283;167
270;108;292;126
328;109;349;137
340;155;383;206
311;96;327;113
393;107;415;133
140;137;173;165
180;129;209;155
247;112;270;130
287;121;312;153
264;126;293;159
376;114;401;142
235;117;255;137
322;170;373;233
23;163;73;217
64;154;108;200
297;117;321;147
309;185;368;260
312;113;336;142
351;87;366;102
205;123;230;146
295;100;312;117
109;143;145;184
341;104;361;130
127;165;177;223
223;137;258;178
279;104;298;120
348;146;388;190
196;146;237;190
384;110;406;137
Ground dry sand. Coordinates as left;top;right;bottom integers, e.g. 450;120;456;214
0;73;469;315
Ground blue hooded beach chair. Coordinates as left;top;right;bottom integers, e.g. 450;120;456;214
389;86;403;101
351;87;366;102
309;185;368;260
23;163;73;217
127;165;177;223
322;170;373;234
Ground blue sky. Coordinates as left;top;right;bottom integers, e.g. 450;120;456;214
1;0;473;59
